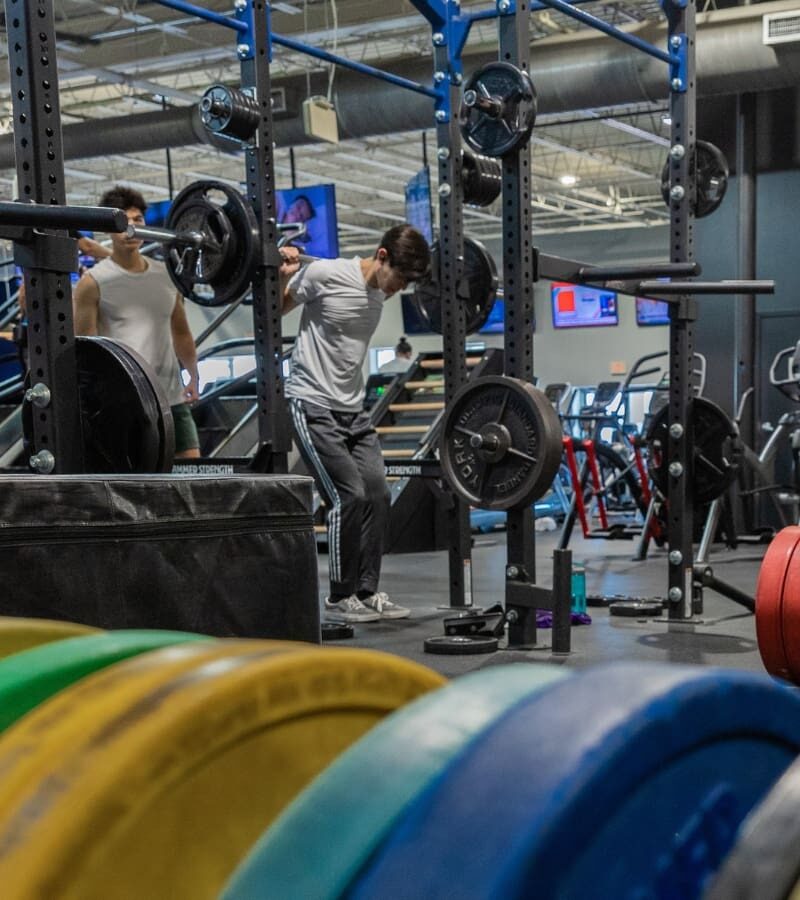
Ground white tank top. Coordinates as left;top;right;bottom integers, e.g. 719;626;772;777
89;257;185;406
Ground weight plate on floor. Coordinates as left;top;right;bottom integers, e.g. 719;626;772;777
459;61;537;158
423;635;499;655
164;180;259;307
756;526;800;681
705;752;800;900
645;397;742;504
0;617;99;660
348;662;800;900
0;641;443;900
0;629;205;733
409;236;498;335
321;622;354;641
440;376;564;511
780;532;800;685
222;664;569;900
661;139;729;219
608;598;664;618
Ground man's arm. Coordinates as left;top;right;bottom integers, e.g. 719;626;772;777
280;246;302;315
72;273;100;335
170;295;200;402
77;236;112;260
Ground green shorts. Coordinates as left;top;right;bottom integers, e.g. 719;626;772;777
170;403;200;454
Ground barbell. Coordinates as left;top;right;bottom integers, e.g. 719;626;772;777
122;180;501;335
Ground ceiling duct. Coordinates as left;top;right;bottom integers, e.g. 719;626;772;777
0;0;798;168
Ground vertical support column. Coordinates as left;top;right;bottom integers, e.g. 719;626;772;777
6;0;83;473
239;0;289;473
433;27;472;609
498;1;537;647
735;93;757;454
664;0;696;620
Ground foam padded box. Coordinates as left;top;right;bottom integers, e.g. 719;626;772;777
0;474;320;642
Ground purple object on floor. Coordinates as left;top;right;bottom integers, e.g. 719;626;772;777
536;610;592;628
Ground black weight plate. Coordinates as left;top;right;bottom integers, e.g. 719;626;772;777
440;376;563;511
461;146;502;207
165;180;259;307
23;337;170;474
410;237;498;335
609;599;664;618
96;338;175;472
645;397;742;505
424;635;499;655
321;623;355;641
459;62;537;158
661;139;729;219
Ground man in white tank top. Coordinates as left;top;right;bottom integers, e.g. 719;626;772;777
72;186;200;459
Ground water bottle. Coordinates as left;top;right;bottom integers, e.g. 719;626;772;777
571;565;587;615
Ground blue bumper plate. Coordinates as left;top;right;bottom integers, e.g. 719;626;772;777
349;662;800;900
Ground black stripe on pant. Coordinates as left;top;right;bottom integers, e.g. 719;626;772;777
289;398;391;597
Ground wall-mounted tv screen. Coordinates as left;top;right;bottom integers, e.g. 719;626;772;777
145;199;172;228
276;183;339;259
479;295;505;334
404;167;434;244
636;296;670;326
551;281;618;329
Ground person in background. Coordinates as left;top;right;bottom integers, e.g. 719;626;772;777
378;335;414;374
280;224;430;624
72;185;201;460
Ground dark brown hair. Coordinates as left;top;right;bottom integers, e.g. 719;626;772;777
376;225;430;282
99;185;148;214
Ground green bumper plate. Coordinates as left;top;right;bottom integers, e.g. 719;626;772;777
0;629;207;732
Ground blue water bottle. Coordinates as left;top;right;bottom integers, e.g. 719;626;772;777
571;565;587;615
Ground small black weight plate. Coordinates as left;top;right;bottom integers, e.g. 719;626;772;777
441;376;563;511
461;146;502;207
645;397;742;505
586;594;615;608
165;180;259;307
424;635;499;655
321;623;355;641
410;237;498;335
459;61;537;158
661;139;729;219
609;598;664;618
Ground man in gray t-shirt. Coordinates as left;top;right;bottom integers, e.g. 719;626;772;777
282;225;430;624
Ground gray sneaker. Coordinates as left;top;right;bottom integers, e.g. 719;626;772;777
324;594;380;623
361;591;411;620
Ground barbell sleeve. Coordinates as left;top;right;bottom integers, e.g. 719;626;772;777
126;223;205;246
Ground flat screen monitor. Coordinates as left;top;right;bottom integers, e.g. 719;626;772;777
401;293;432;335
404;167;434;244
551;281;618;329
145;199;172;228
479;295;505;334
276;183;339;259
636;296;670;326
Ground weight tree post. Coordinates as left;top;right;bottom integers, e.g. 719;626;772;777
239;0;291;473
496;2;538;646
5;0;84;473
663;0;697;620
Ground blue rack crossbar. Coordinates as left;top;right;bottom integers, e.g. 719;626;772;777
152;0;247;32
272;33;439;99
535;0;676;66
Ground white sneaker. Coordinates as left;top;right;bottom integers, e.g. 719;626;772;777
360;591;411;620
324;594;380;623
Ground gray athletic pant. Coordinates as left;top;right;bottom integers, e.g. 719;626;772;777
289;398;391;597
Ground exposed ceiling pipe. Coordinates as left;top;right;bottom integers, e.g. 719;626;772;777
0;1;798;168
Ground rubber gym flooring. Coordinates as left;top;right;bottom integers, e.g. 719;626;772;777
319;532;767;679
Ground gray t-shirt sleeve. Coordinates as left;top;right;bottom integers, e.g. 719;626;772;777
288;261;327;305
